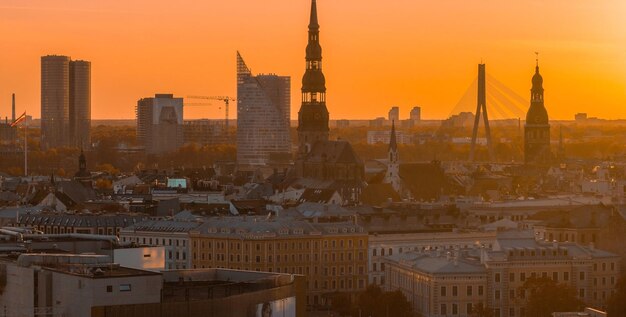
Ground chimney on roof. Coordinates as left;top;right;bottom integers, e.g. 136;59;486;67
589;242;595;251
12;93;15;122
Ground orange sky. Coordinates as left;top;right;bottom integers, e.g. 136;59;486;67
0;0;625;121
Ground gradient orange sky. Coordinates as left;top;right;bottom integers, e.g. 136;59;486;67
0;0;625;120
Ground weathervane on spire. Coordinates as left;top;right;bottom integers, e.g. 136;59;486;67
535;52;539;66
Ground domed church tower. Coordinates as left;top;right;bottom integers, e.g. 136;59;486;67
297;0;330;156
524;56;551;165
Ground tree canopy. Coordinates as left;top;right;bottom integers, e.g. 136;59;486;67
522;277;584;317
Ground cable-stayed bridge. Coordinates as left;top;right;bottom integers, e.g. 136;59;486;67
448;73;528;121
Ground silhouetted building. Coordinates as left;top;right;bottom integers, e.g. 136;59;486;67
575;113;588;121
69;60;91;149
297;0;329;156
524;60;551;165
136;94;184;155
388;106;399;122
1;93;18;145
41;55;71;149
236;52;291;165
383;121;401;193
183;119;227;146
410;106;421;122
369;117;385;127
41;56;91;149
294;0;364;204
0;118;17;146
336;119;350;128
74;149;92;188
442;112;475;128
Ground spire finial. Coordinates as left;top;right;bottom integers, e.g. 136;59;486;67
309;0;319;29
389;120;398;152
535;51;540;71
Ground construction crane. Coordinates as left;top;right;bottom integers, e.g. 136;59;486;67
186;96;235;133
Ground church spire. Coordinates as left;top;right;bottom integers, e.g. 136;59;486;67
298;0;329;156
389;120;398;152
524;54;551;165
309;0;319;30
79;148;86;173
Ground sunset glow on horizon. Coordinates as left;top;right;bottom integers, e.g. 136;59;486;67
1;0;625;120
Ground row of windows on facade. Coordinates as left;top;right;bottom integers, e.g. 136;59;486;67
542;232;597;243
392;272;615;298
440;303;495;316
436;278;615;299
193;251;365;263
507;248;570;257
192;255;366;276
310;279;366;291
436;304;549;317
371;243;495;257
189;263;366;290
122;236;186;247
491;268;615;284
168;250;186;261
28;226;120;235
192;239;365;250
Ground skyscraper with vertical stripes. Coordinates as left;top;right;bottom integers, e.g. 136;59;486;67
236;52;291;166
41;55;91;149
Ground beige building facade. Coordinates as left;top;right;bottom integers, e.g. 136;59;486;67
189;216;368;306
385;231;620;317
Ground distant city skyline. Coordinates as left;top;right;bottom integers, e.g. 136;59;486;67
1;0;625;120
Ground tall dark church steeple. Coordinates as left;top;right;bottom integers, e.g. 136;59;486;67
524;55;551;165
298;0;329;155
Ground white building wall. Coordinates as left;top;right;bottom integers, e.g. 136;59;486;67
0;264;35;317
51;272;161;317
119;232;191;269
114;247;166;271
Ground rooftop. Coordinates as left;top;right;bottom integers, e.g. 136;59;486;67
3;253;160;279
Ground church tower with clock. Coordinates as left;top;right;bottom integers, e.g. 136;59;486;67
524;57;552;165
297;0;330;156
294;0;365;205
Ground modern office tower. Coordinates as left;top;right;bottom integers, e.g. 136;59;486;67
524;59;551;165
41;55;71;149
70;60;91;148
41;55;91;149
410;106;421;122
236;52;291;166
136;94;184;155
388;106;399;123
